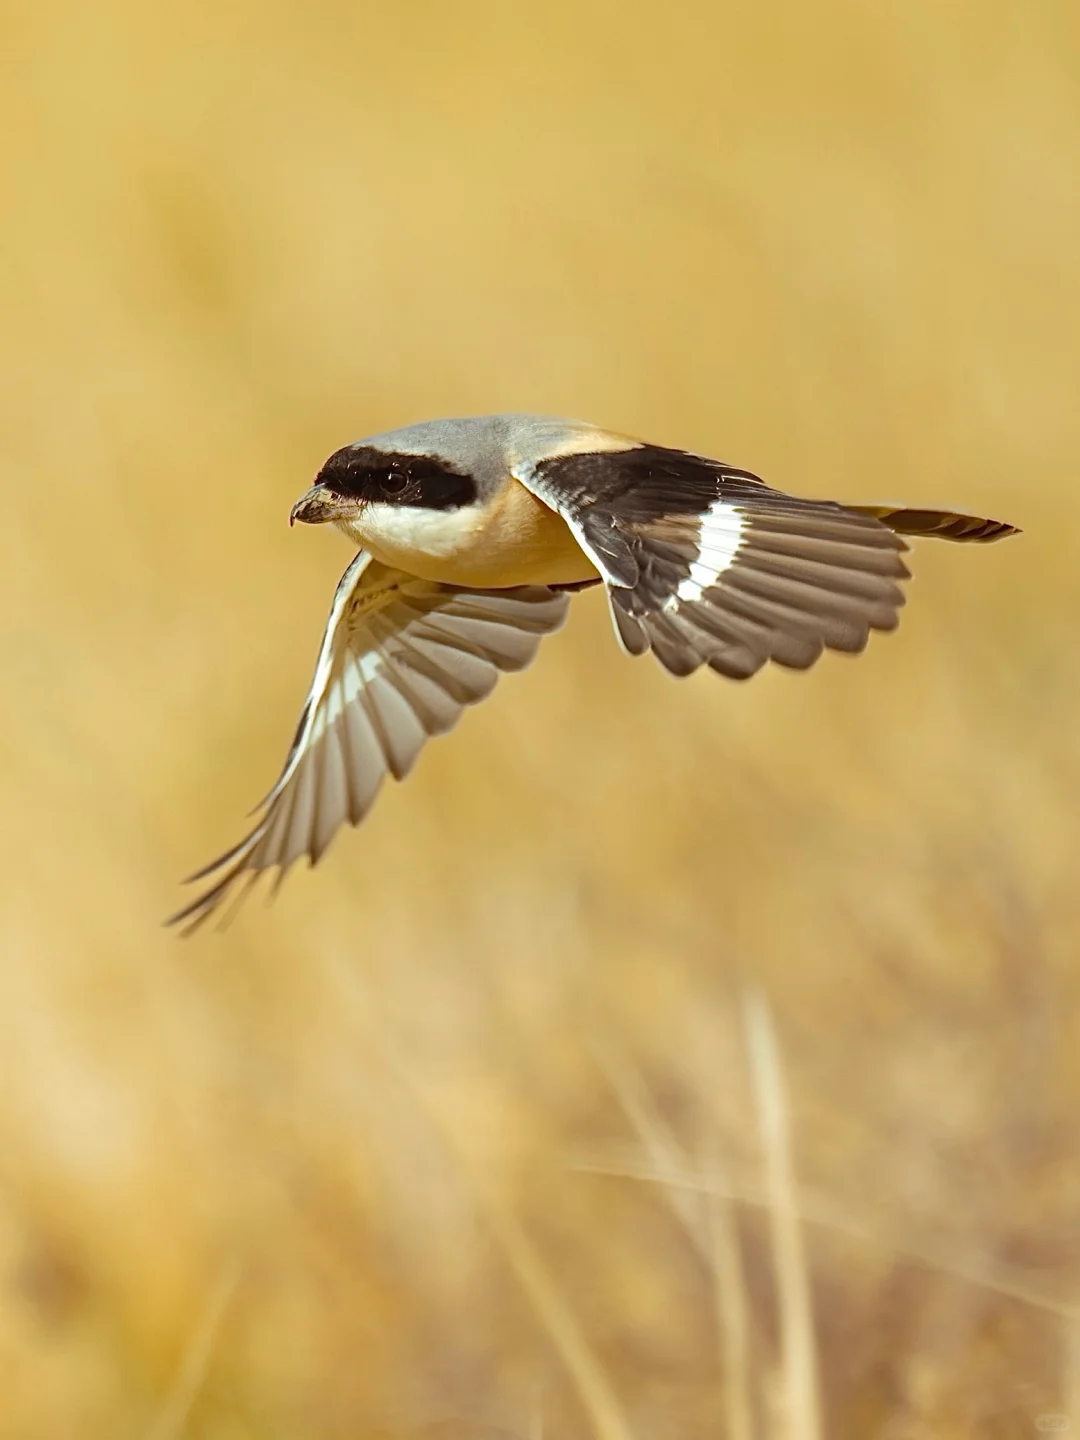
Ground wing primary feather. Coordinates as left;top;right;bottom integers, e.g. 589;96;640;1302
341;688;388;820
212;868;263;934
311;714;348;863
364;672;428;781
168;849;257;934
283;746;319;870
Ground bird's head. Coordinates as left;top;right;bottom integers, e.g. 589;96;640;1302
290;442;478;543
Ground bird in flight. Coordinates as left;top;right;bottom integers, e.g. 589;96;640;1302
170;414;1018;932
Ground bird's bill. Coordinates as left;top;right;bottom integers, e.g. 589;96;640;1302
289;485;357;527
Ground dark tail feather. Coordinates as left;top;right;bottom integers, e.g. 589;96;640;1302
849;506;1020;543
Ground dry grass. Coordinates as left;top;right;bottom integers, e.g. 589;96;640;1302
2;0;1079;1434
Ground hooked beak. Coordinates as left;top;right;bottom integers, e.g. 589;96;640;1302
289;485;357;527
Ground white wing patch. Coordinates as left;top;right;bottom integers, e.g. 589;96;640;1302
170;554;569;933
671;500;746;606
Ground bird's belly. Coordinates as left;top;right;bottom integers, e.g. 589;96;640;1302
346;484;600;588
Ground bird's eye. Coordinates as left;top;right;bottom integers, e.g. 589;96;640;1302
380;466;411;496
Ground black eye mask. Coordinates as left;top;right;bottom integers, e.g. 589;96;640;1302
316;447;478;510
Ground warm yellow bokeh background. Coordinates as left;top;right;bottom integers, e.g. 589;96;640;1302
2;0;1079;1434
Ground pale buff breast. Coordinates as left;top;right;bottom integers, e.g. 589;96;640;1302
341;478;600;588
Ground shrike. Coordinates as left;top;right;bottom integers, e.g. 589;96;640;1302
170;414;1017;932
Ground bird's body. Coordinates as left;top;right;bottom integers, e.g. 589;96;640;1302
348;472;600;587
170;413;1018;933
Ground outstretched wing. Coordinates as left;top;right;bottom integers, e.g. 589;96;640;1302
514;443;1017;681
169;553;570;934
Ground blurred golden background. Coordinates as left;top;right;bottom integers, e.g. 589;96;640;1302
2;0;1078;1434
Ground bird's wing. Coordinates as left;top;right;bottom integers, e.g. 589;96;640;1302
169;552;570;933
513;443;1016;681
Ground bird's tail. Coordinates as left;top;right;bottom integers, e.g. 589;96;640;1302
848;506;1020;543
